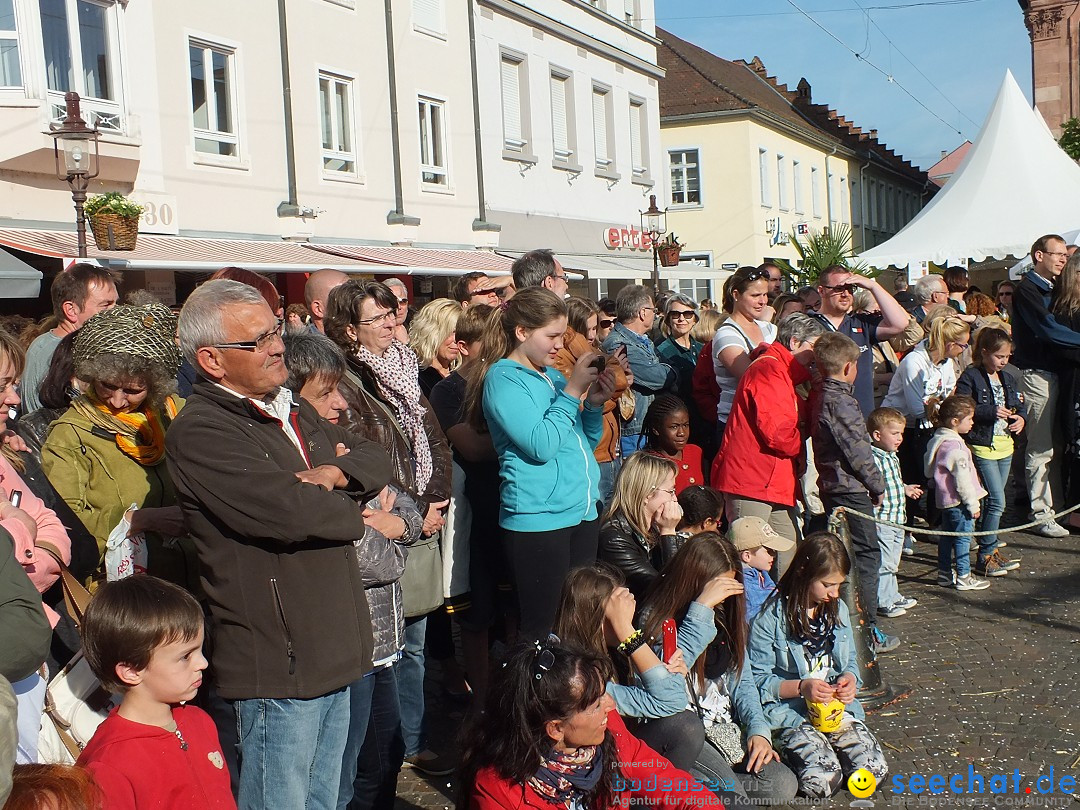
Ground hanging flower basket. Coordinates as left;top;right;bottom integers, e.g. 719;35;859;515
658;245;682;267
85;192;144;251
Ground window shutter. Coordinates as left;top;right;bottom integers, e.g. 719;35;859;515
629;103;642;170
551;75;568;154
501;58;521;145
412;0;441;32
593;89;608;164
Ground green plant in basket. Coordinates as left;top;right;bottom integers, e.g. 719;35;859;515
85;192;145;219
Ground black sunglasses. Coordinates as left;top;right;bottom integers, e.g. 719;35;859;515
599;319;615;329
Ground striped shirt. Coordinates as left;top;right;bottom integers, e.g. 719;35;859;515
871;445;906;524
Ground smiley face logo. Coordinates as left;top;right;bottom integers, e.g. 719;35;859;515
848;768;877;798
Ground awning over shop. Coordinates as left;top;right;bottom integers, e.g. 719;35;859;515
0;248;44;298
0;229;515;277
306;244;513;276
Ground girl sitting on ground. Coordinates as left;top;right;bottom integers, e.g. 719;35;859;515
748;532;888;798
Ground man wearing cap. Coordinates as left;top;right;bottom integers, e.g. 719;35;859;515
728;517;795;622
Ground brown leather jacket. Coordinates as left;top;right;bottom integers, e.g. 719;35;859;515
553;327;628;464
336;356;453;512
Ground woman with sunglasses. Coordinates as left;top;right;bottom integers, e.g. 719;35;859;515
458;641;720;810
597;453;682;599
658;295;709;448
713;267;775;446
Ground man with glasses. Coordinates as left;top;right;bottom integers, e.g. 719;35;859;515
510;248;570;298
1012;234;1080;538
602;285;676;456
911;274;949;324
167;279;393;810
812;265;910;418
451;271;515;308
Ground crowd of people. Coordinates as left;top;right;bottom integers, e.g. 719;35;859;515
0;233;1077;810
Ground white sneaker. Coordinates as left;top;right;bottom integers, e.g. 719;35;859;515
1036;521;1069;538
955;573;991;591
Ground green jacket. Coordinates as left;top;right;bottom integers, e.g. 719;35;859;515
40;404;197;588
0;528;50;682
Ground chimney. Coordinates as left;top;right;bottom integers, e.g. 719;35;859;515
869;129;878;140
797;78;811;102
941;150;948;158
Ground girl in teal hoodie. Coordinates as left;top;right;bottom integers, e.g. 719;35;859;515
467;287;616;640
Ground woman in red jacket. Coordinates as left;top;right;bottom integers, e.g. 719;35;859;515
710;313;825;568
458;642;722;810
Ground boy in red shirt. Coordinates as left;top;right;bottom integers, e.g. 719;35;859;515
78;575;235;809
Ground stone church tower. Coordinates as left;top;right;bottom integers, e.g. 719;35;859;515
1019;0;1080;136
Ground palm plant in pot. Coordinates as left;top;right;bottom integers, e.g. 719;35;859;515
657;233;684;267
85;192;144;251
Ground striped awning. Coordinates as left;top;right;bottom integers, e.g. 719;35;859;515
0;229;514;277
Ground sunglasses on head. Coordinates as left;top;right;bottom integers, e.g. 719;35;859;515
744;268;770;283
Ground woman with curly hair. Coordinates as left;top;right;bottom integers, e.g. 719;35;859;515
41;303;194;588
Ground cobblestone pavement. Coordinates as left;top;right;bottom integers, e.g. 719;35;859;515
395;524;1080;809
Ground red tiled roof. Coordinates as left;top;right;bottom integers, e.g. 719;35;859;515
927;141;972;186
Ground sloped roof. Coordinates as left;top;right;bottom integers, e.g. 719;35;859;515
927;141;973;186
657;28;843;147
859;71;1080;268
657;28;927;183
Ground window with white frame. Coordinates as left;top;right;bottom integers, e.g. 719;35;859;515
629;98;648;180
40;0;123;131
827;170;836;224
319;72;356;175
839;176;848;223
418;96;448;186
500;52;529;156
550;70;576;165
669;149;699;205
792;159;802;213
592;85;615;174
1;0;21;87
868;180;878;228
877;183;886;230
811;166;821;218
412;0;444;36
851;178;861;226
758;148;771;208
623;0;636;26
189;41;238;158
777;154;788;211
677;277;711;303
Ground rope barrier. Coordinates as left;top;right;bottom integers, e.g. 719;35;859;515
828;502;1080;538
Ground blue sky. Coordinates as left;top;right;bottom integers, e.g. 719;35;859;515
655;0;1033;170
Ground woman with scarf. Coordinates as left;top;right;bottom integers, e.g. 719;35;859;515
324;279;454;778
459;641;721;810
41;303;195;590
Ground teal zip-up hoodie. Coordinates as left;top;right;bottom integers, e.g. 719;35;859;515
483;359;603;532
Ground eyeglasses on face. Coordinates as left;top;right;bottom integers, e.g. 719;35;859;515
212;319;285;352
599;319;615;329
821;283;856;295
396;298;409;306
357;310;397;327
1042;251;1069;258
667;310;698;321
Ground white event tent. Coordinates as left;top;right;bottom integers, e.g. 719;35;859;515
858;71;1080;271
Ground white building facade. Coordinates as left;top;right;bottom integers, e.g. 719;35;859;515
474;0;673;297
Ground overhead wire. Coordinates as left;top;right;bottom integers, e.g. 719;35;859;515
652;0;988;23
781;0;964;137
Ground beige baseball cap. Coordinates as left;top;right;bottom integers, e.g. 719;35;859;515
727;517;796;553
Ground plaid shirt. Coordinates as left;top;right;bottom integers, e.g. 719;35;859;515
872;445;906;524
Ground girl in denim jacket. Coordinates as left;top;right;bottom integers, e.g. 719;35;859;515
748;532;888;798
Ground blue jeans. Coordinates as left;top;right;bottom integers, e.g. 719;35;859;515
938;506;974;578
598;457;622;511
973;454;1012;561
876;525;905;610
397;616;427;757
336;672;376;810
340;665;403;810
234;686;352;810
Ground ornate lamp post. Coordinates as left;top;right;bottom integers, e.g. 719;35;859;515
48;92;100;258
639;194;667;293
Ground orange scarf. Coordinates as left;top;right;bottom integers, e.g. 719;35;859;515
73;393;178;467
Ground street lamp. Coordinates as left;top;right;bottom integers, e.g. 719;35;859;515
48;92;100;258
640;194;667;293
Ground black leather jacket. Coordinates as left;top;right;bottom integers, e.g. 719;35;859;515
598;514;678;599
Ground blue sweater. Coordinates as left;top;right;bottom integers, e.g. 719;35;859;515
483;359;603;532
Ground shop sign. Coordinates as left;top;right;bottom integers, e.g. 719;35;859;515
604;226;655;252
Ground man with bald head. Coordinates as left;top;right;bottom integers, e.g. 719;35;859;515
304;269;350;334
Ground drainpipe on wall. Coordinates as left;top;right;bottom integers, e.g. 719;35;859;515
467;0;500;235
385;0;419;227
275;0;303;218
858;157;871;252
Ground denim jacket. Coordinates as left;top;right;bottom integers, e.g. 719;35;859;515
748;596;864;730
602;323;675;437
